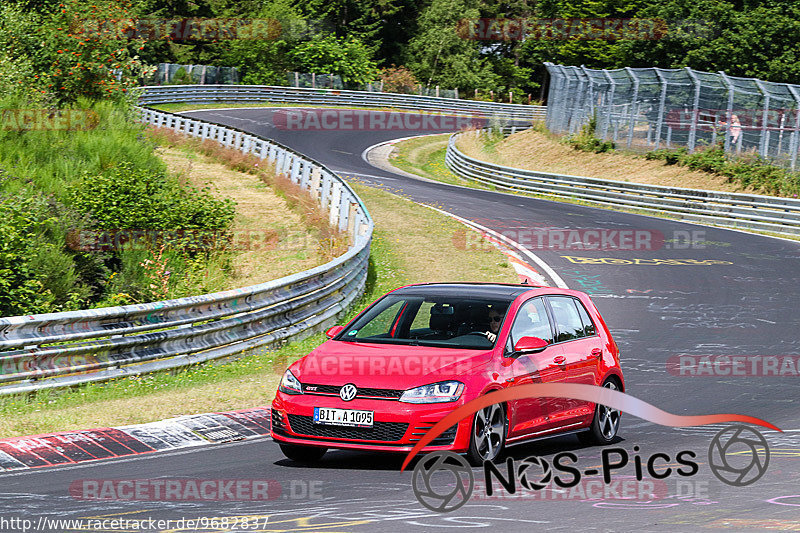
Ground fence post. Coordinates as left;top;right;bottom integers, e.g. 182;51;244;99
754;79;771;158
601;70;615;140
579;66;594;134
685;67;701;152
718;71;735;153
787;85;800;171
625;67;640;149
653;69;668;149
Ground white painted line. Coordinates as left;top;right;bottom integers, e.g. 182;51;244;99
423;205;568;289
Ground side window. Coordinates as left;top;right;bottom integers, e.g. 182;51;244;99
510;298;553;345
574;299;597;337
548;296;586;342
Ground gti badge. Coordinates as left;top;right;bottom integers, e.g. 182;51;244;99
339;383;358;402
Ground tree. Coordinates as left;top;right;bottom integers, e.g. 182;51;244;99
406;0;498;92
290;35;378;85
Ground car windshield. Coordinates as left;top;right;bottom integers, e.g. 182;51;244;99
337;294;510;349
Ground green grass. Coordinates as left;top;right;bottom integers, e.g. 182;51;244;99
388;133;493;190
390;132;800;243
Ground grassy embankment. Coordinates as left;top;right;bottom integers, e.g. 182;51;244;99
0;136;518;437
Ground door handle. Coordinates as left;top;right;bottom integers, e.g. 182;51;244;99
553;356;566;365
591;348;602;358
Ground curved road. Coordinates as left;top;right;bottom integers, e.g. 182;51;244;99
3;107;800;532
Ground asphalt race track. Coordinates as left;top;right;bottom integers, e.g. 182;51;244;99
4;108;800;532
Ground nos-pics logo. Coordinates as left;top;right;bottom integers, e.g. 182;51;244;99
411;424;769;513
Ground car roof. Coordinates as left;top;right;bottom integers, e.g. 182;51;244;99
391;282;539;302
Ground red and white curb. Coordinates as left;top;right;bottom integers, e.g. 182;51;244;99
0;408;272;472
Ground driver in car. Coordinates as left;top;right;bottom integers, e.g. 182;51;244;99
485;307;503;343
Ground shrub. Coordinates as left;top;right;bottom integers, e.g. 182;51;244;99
564;116;615;153
0;193;93;316
379;66;419;94
644;144;800;197
68;161;236;233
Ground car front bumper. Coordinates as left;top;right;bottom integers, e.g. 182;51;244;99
271;391;470;453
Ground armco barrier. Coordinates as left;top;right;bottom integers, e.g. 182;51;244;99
137;85;546;122
0;106;373;395
446;128;800;236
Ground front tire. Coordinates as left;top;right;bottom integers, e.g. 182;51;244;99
279;443;327;463
467;402;507;466
578;379;621;445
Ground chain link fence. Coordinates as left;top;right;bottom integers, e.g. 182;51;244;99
544;63;800;170
148;63;240;85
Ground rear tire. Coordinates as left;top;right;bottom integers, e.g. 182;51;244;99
578;379;621;445
466;402;507;466
279;443;327;463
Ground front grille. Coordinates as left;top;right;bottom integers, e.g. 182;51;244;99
287;415;408;442
302;383;403;400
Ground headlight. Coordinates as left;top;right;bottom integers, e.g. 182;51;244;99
279;369;303;395
399;380;464;403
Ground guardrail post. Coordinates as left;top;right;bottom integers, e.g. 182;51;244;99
329;182;342;227
347;202;357;244
291;157;302;183
301;161;311;188
311;167;322;199
338;190;349;231
320;172;333;214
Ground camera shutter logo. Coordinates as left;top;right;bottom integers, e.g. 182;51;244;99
339;384;358;402
517;456;553;491
412;451;474;512
708;425;770;487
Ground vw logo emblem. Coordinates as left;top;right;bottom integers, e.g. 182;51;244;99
339;383;358;402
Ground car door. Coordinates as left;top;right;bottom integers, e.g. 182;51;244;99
506;297;564;439
544;296;603;426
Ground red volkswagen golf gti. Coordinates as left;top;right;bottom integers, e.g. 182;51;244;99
271;283;624;465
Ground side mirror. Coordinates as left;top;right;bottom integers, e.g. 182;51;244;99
325;325;344;339
513;336;549;354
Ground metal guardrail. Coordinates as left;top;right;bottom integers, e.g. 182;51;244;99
0;107;373;395
446;128;800;236
138;85;546;122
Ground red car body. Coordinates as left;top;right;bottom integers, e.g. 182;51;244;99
271;283;624;457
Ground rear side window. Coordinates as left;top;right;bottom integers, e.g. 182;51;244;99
548;296;586;342
574;299;597;337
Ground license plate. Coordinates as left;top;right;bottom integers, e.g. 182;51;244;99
313;407;374;428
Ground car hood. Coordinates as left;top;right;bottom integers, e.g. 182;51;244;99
292;340;492;389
